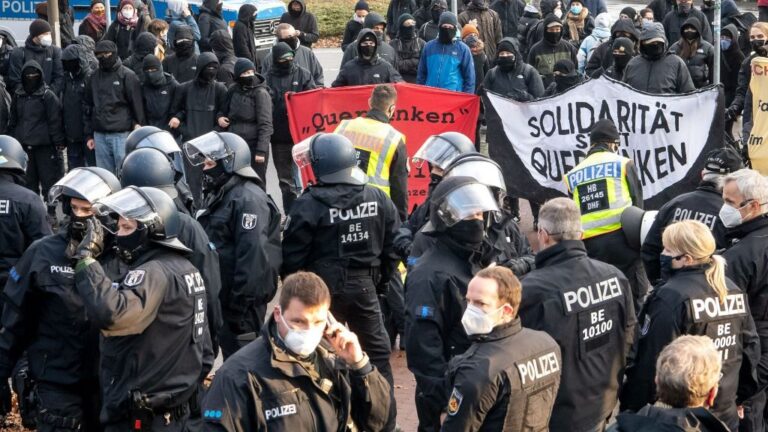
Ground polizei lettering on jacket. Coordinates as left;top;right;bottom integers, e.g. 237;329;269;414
562;277;623;313
265;403;297;420
517;351;560;386
692;294;747;322
329;202;378;224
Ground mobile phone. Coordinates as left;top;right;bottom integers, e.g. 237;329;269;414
325;312;341;339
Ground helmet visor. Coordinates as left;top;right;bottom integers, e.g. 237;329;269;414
184;132;230;166
438;183;500;227
137;131;181;156
412;135;464;170
49;168;115;203
93;187;157;225
444;160;506;192
292;137;313;168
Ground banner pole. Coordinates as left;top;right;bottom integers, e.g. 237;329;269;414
714;0;721;84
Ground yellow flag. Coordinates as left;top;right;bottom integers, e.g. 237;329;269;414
748;57;768;174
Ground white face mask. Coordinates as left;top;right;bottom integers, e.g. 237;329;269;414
122;8;135;19
39;35;53;47
461;303;505;336
554;8;563;18
280;310;325;357
719;203;745;228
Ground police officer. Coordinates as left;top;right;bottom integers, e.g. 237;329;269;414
120;147;223;357
202;271;392;430
74;186;211;430
404;176;500;432
282;132;401;429
519;197;636;432
621;220;759;431
335;83;409;221
720;168;768;424
564;118;648;311
0;167;119;430
185;131;282;359
123;125;195;214
442;153;535;276
442;266;561;431
0;135;51;298
642;147;744;283
393;131;476;263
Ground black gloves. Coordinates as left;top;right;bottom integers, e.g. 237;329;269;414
0;379;11;417
503;256;536;277
725;105;740;122
73;218;105;260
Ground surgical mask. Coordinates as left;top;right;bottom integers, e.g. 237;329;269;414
641;42;665;60
659;253;680;281
39;35;53;47
570;5;582;15
448;218;485;248
115;228;148;264
431;9;443;23
678;3;691;14
280;311;325;357
496;55;516;71
121;8;134;19
554;8;563;18
461;304;504;336
751;39;766;53
353;14;365;23
438;27;455;44
719;203;745;228
721;39;732;51
145;69;165;86
544;30;562;44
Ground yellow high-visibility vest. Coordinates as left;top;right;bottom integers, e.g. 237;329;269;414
335;117;403;197
564;151;632;239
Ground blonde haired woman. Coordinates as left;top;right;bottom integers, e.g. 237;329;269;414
621;220;760;431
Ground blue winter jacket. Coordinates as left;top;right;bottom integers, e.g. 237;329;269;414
416;38;476;93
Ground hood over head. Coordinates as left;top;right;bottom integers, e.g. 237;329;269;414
202;0;219;12
364;12;387;29
133;32;158;58
210;29;235;57
680;15;702;34
496;37;521;58
238;3;257;22
62;43;92;74
195;51;219;77
540;0;560;17
611;17;640;41
721;23;739;42
594;12;611;31
721;0;739;18
356;28;379;59
174;24;195;41
640;22;667;46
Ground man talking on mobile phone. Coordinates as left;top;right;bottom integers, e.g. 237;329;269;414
202;271;392;431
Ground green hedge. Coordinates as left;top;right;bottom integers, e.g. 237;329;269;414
303;0;392;38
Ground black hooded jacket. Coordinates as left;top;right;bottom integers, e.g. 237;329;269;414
386;0;419;39
162;25;199;84
172;52;228;141
333;29;404;87
491;0;526;38
662;5;713;45
720;24;745;106
390;15;426;83
233;4;259;63
527;16;578;88
103;18;147;60
279;0;320;48
483;37;544;101
525;0;560;55
9;61;65;147
198;0;228;52
341;13;397;67
141;56;180;132
623;25;695;94
61;43;92;143
585;19;639;78
8;36;64;95
210;30;237;86
218;72;273;156
83;54;145;135
123;32;160;81
266;52;316;142
668;17;714;88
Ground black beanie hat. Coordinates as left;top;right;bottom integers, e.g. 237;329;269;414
95;40;118;54
553;59;575;75
620;6;637;20
590;119;620;144
272;41;294;62
234;57;255;77
354;0;369;11
612;37;635;55
142;53;162;71
29;19;52;38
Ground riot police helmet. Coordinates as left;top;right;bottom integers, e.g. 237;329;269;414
124;126;185;175
443;153;506;192
120;148;178;199
293;133;367;186
0;135;28;174
424;176;500;233
412;132;476;170
49;167;121;204
184;131;261;181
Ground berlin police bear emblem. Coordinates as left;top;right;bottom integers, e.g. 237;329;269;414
123;270;146;287
241;213;258;230
447;387;463;416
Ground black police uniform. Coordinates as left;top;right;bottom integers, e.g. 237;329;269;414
282;183;401;388
609;405;730;432
642;180;728;283
0;171;51;289
0;230;103;431
201;316;392;431
442;319;562;431
519;240;637;432
723;216;768;410
197;175;282;359
405;234;480;432
621;267;760;431
75;248;211;428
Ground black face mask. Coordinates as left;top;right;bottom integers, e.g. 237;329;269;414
98;54;117;70
289;6;302;17
613;54;630;70
68;214;90;242
175;40;194;56
22;73;42;94
682;29;698;41
438;27;455;44
400;25;416;40
237;74;256;88
544;30;561;44
496;56;516;71
203;163;230;192
428;173;442;195
447;219;485;249
659;254;679;281
115;228;148;264
555;74;579;91
360;44;376;59
275;59;293;72
641;42;665;60
63;59;81;75
431;9;443;23
200;65;218;82
278;37;299;49
145;69;165;86
751;39;766;53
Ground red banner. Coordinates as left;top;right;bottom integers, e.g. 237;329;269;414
286;83;480;207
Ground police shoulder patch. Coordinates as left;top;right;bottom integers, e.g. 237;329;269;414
241;213;258;230
640;314;651;336
416;305;434;319
123;269;146;287
447;387;463;416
